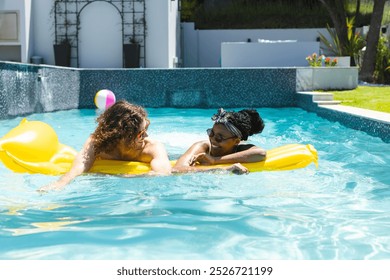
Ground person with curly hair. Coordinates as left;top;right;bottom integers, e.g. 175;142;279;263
173;108;266;175
39;100;171;191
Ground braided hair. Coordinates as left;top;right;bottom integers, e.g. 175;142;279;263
212;108;264;140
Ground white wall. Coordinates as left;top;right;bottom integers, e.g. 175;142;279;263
78;1;122;68
0;0;30;63
146;0;169;67
2;1;335;69
181;23;198;67
146;0;180;68
31;0;53;65
168;0;179;68
221;41;320;67
182;23;331;67
1;0;180;68
23;0;31;63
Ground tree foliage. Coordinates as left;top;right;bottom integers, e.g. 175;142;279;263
359;0;388;82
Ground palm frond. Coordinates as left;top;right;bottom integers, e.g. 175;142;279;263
318;24;343;56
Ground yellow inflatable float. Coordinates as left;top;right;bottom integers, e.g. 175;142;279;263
0;119;318;175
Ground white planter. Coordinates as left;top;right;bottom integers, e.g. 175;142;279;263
296;67;358;91
327;56;351;67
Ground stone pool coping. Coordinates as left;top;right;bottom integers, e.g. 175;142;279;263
297;91;390;143
318;104;390;125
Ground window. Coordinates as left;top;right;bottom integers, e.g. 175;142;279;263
0;11;19;42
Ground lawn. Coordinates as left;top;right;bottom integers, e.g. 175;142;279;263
330;86;390;113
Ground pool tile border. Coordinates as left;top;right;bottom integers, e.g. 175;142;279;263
1;61;389;143
297;91;390;143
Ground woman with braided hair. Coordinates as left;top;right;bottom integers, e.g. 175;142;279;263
39;100;171;192
173;108;266;175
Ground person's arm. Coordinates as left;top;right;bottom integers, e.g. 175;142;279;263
38;136;96;192
172;141;248;174
148;141;171;175
172;141;208;172
194;145;266;165
120;140;172;178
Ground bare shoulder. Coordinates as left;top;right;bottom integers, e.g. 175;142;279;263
186;140;210;155
188;140;209;151
194;140;209;147
143;138;167;155
144;137;164;148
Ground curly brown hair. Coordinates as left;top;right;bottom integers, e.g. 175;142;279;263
91;100;147;156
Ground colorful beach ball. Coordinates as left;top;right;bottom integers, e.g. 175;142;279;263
94;89;116;110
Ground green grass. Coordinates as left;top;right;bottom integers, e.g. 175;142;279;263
330;86;390;113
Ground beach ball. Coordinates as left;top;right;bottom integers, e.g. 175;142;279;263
94;89;116;110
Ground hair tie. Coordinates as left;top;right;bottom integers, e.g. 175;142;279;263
211;108;243;139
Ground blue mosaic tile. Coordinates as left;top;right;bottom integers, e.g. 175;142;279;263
0;61;388;143
77;68;297;108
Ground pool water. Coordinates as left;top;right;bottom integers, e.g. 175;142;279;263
0;108;389;260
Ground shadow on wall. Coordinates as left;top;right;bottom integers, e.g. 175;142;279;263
0;62;80;119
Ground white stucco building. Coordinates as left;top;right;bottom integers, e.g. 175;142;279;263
0;0;180;68
1;0;357;69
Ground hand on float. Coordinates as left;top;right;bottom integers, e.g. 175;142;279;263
189;152;216;166
226;163;249;175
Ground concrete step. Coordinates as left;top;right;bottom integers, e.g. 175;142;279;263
315;100;341;105
312;93;335;101
297;91;336;101
297;91;341;106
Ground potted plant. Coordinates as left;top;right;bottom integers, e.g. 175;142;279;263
53;37;71;67
306;53;324;67
51;1;74;67
324;57;338;67
300;53;358;90
123;37;140;68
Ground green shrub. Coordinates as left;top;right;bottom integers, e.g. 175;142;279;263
374;36;390;84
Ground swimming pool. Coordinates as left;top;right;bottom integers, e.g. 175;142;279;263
0;107;389;260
